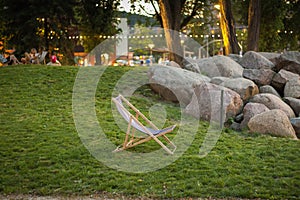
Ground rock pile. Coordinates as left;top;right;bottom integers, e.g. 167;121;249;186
148;51;300;139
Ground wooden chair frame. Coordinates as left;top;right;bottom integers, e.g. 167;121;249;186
112;95;176;155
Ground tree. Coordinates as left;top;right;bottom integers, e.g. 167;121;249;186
279;0;300;51
247;0;261;51
131;0;208;67
219;0;240;55
236;0;299;52
75;0;120;65
2;0;77;64
158;0;184;66
1;0;121;64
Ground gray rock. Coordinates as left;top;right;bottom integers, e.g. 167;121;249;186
227;54;243;64
284;76;300;98
290;118;300;138
240;103;270;130
258;52;281;64
273;51;300;74
183;58;199;73
271;69;299;95
211;77;259;101
192;55;244;78
283;97;300;117
230;122;241;131
185;82;243;122
235;113;244;123
259;85;281;98
250;93;295;118
148;65;210;105
243;69;276;86
240;51;275;70
167;61;181;68
248;109;297;139
210;77;230;85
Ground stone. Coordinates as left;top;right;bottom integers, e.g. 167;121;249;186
283;97;300;117
258;52;281;64
259;85;281;98
211;77;259;101
248;109;297;139
183;58;199;73
290;118;300;138
191;55;244;78
230;122;241;131
185;82;243;122
243;69;276;86
284;76;300;99
227;54;243;64
271;69;299;95
235;113;244;123
148;65;210;106
240;51;275;70
167;61;181;68
273;51;300;74
210;77;230;85
240;103;270;129
249;93;295;118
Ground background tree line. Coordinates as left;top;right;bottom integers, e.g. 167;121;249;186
0;0;120;65
0;0;299;65
135;0;299;66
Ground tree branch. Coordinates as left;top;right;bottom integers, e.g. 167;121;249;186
180;0;200;29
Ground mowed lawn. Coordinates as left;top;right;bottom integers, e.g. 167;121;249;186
0;65;299;199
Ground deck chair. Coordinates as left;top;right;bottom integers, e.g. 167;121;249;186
112;95;177;154
38;51;48;64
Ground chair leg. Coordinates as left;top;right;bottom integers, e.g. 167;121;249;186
151;136;174;154
123;117;133;148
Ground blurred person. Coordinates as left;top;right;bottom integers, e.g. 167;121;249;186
47;51;61;66
21;48;39;64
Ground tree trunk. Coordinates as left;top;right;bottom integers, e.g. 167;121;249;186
159;0;184;67
247;0;261;51
219;0;240;55
44;18;49;50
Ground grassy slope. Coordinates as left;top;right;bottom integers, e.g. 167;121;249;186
0;65;299;199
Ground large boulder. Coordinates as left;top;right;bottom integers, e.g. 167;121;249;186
284;76;300;98
227;54;243;64
248;109;297;139
243;69;276;86
185;82;243;122
273;51;300;74
290;118;300;138
259;85;281;98
271;69;299;95
148;65;210;105
249;93;295;118
240;51;275;70
258;52;281;64
211;77;259;101
183;58;198;72
240;103;270;129
188;55;244;78
283;97;300;117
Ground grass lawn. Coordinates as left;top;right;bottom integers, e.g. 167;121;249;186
0;65;299;199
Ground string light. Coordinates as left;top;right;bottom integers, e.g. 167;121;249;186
61;32;249;40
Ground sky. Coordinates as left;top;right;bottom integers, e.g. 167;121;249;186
118;0;158;16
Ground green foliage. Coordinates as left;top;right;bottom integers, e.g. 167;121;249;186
75;0;120;52
232;0;299;52
1;0;121;65
0;65;299;199
1;0;77;64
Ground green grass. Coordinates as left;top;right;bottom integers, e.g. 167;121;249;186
0;65;299;199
